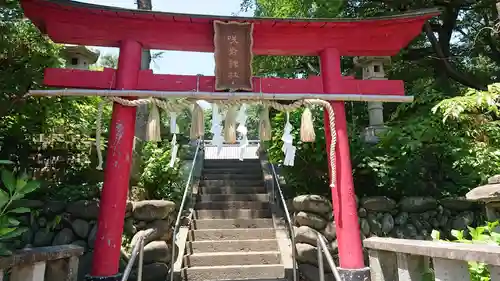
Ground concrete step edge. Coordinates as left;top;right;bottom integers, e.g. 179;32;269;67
182;264;285;280
202;167;262;170
185;251;281;257
194;209;273;219
197;194;270;202
191;218;274;229
192;218;273;222
184;264;284;270
194;209;272;214
194;201;270;208
192;228;276;232
189;238;278;244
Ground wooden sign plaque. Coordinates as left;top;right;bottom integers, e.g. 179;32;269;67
213;20;254;91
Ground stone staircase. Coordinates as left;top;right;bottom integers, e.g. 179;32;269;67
180;158;289;281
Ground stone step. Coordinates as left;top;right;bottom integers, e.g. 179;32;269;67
197;193;270;202
194;209;272;219
188;228;276;241
202;173;263;180
183;251;281;267
203;159;261;168
195;201;270;210
200;179;264;188
182;264;285;281
192;218;274;229
201;279;287;281
203;167;262;174
199;185;266;195
186;239;279;253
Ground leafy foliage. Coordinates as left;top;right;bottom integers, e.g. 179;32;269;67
431;221;500;281
266;107;329;197
242;0;500;200
0;161;40;255
138;141;185;201
0;3;113;200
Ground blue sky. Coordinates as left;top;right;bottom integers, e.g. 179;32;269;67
77;0;254;75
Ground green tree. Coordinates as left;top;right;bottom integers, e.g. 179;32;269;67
243;0;500;199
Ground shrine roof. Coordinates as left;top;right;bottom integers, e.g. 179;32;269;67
21;0;441;56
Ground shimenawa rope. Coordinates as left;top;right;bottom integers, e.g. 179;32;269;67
95;96;337;188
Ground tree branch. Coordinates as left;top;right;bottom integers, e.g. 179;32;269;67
424;22;488;90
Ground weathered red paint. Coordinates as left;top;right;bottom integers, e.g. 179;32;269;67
42;68;406;96
91;40;141;277
321;48;365;269
20;0;439;56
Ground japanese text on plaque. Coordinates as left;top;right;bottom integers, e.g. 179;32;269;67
214;21;254;91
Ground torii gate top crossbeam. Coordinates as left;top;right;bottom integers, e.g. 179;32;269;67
21;0;440;56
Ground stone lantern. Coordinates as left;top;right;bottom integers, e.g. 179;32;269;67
466;175;500;224
354;56;391;144
61;45;100;70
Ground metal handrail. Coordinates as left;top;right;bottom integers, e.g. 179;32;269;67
269;163;297;281
169;139;203;281
316;233;342;281
121;234;145;281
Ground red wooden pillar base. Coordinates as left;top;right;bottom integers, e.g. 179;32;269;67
89;40;142;279
320;49;367;277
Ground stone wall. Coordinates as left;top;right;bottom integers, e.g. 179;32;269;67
289;195;483;281
11;199;177;281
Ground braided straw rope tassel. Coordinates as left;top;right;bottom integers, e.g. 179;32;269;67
94;96;337;188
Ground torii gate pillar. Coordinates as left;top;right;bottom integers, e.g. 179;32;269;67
88;40;141;280
320;48;369;279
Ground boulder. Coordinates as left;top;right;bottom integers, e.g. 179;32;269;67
71;240;88;250
451;211;475;230
88;224;98;248
399;197;437;212
403;224;418;238
381;213;395;234
133;200;176;221
393;227;405;239
299;264;335;281
37;217;47;228
53;228;75;245
358;208;367;218
294;226;320;246
42;201;66;215
130;220;173;249
292;195;332;216
21;229;34;246
129;262;169;281
295;211;327;230
66;200;100;220
33;230;55;247
71;219;90;239
295;243;319;265
322;221;336;242
438;215;449;228
360;218;370;236
9;200;44;210
295;243;335;270
143;241;172;264
394;212;409;225
361;197;396;212
440;197;475;211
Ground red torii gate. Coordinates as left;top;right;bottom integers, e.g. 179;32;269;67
20;0;439;280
